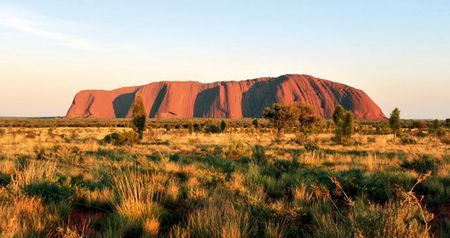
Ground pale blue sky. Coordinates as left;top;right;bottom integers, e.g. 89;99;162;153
0;0;449;118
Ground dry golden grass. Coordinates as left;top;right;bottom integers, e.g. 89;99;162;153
0;126;448;237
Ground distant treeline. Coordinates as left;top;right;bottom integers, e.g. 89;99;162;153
0;117;448;135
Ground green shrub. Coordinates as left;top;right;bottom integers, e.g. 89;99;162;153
131;96;147;140
251;144;266;165
204;124;222;133
264;177;286;199
24;182;73;203
220;120;227;132
389;108;401;136
95;149;138;162
224;137;250;159
0;172;11;187
401;155;436;173
204;155;234;175
332;105;354;144
252;119;259;128
193;123;202;132
412;120;427;129
102;131;139;145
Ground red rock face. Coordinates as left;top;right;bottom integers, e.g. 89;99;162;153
66;74;386;120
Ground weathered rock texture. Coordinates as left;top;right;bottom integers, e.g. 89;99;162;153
66;74;386;120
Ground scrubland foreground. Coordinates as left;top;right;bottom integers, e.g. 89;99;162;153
0;123;449;237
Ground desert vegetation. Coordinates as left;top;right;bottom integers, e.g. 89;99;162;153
0;114;449;237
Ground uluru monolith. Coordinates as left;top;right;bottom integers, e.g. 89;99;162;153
66;74;386;120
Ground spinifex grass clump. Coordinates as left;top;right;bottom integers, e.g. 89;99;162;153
102;131;139;145
308;172;434;237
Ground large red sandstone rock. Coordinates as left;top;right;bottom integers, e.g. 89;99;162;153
66;74;386;120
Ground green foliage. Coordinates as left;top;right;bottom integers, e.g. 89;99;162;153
401;155;437;173
204;155;234;174
131;96;147;140
343;111;354;139
251;144;267;165
430;119;444;137
0;172;11;187
389;108;401;136
204;123;222;133
102;131;139;145
263;102;317;136
263;103;298;135
332;105;354;144
412;120;427;130
24;182;73;203
252;119;259;128
188;122;194;134
220;120;227;132
297;103;318;133
332;105;346;125
224;137;251;159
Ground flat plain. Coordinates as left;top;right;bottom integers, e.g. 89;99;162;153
0;119;448;237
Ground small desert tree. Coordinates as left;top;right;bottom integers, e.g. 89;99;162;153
342;111;354;141
430;119;442;137
188;122;194;134
332;105;346;125
389;108;401;137
220;120;227;132
252;119;259;128
332;105;345;143
332;105;353;144
296;103;317;134
263;103;299;137
131;96;147;140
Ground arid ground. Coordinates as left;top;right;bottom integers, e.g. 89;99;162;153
0;119;449;237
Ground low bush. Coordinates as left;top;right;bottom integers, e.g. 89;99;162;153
251;144;266;165
24;182;73;203
204;155;234;175
0;172;11;187
252;119;259;128
224;137;251;159
398;133;417;144
204;124;222;133
401;155;437;173
95;149;138;161
102;131;139;145
220;120;227;132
